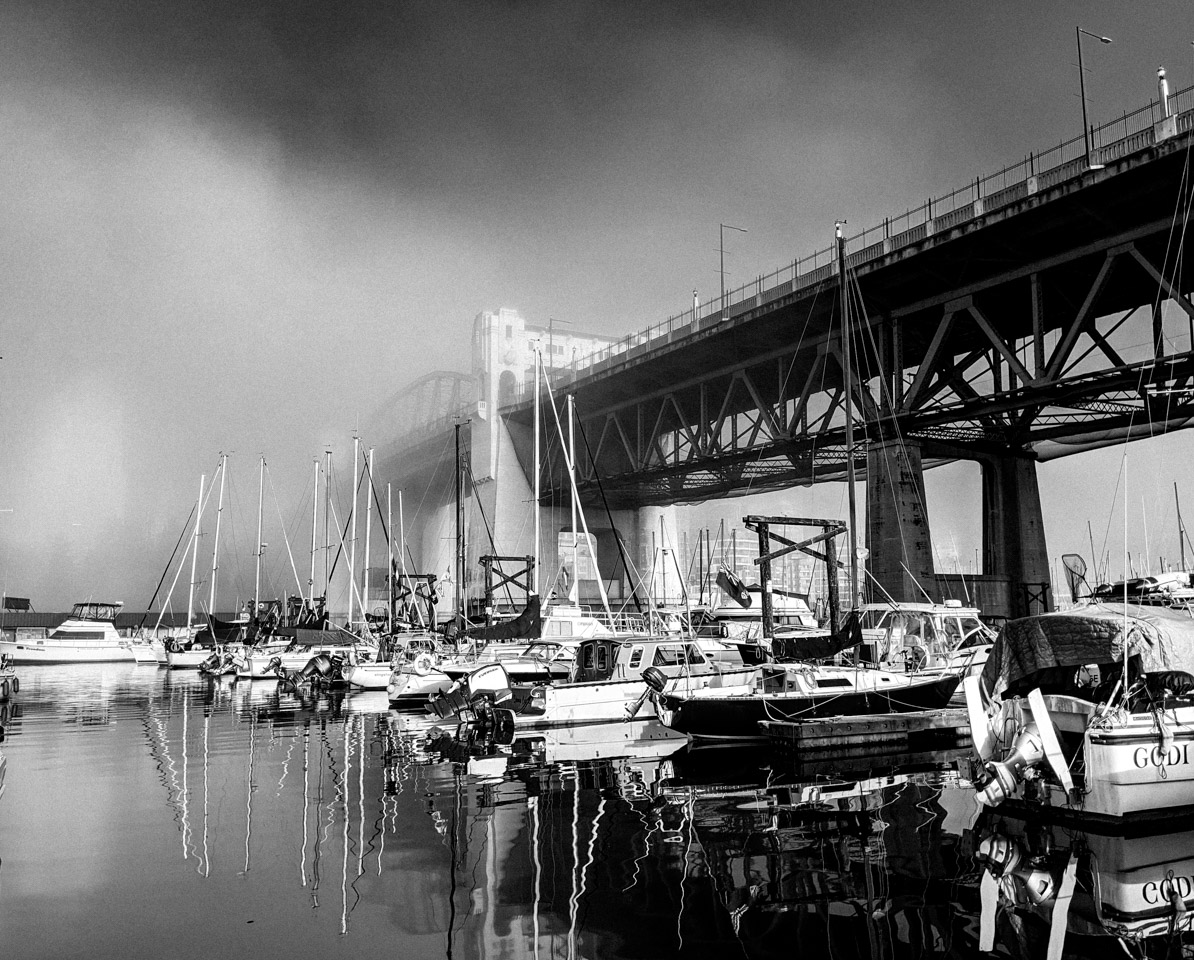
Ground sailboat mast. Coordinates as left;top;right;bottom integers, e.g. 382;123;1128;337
187;473;205;631
364;446;374;624
349;435;360;628
309;458;319;606
387;483;394;634
208;453;227;615
454;420;465;633
323;450;332;600
836;222;859;607
567;393;578;603
533;351;541;597
254;455;265;612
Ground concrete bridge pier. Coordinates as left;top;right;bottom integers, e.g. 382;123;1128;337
980;451;1052;618
865;439;936;604
864;437;1052;618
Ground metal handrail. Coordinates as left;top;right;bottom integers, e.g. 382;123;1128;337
503;85;1194;405
395;85;1194;443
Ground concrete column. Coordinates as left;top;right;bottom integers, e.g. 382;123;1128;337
981;453;1051;617
865;439;935;603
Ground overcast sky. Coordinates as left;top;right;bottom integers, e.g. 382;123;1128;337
1;0;1192;610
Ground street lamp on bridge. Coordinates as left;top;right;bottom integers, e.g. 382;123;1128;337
720;222;748;310
1076;26;1112;170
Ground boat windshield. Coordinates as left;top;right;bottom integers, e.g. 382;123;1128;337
71;602;121;621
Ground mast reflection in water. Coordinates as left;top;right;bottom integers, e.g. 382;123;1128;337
1;664;1190;958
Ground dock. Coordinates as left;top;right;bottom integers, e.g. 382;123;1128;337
760;708;972;758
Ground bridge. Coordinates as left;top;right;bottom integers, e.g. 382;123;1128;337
376;82;1194;620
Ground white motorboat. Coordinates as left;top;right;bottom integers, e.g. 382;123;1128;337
427;635;757;730
0;601;137;663
967;603;1194;825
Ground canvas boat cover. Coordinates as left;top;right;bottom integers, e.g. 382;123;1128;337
980;603;1194;698
291;626;362;647
771;611;863;661
466;595;542;643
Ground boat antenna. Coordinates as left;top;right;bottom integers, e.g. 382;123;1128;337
1177;482;1188;573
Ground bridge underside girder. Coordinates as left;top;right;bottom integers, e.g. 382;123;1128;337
495;134;1194;508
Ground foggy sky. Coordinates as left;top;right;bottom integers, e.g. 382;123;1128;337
2;0;1193;610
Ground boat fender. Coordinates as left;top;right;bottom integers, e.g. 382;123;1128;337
0;681;7;699
10;677;17;693
413;654;435;677
642;666;668;695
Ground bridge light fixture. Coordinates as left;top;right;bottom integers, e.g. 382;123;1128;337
719;222;748;310
1076;27;1112;170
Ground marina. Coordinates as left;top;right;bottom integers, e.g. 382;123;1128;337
0;661;1174;960
7;5;1194;958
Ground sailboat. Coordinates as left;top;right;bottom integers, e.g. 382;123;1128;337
168;455;241;669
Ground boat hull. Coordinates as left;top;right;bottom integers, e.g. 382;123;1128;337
657;672;962;740
0;639;135;664
345;662;393;690
500;666;759;730
387;668;452;702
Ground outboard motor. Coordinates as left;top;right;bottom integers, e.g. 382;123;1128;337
976;722;1049;806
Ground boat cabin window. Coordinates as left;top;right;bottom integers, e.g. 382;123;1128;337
815;677;852;688
597;645;608;673
582;645;594;670
942;618;963;643
651;644;705;667
628;647;644;669
860;609;890;631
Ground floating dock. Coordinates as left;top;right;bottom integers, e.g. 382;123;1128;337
760;708;971;757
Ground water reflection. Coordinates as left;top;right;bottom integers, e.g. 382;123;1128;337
4;665;1194;958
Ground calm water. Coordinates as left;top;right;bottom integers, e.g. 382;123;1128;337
0;665;1189;959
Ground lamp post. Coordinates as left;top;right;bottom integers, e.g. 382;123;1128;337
720;223;747;310
1076;26;1112;170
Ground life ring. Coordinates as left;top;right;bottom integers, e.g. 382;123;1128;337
413;653;435;677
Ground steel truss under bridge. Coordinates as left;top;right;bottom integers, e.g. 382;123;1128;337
529;133;1194;508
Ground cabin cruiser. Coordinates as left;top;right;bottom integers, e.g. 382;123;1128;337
426;635;757;730
856;598;995;676
439;638;581;683
966;603;1194;825
0;601;137;663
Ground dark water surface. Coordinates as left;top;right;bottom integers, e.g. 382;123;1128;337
0;664;1188;959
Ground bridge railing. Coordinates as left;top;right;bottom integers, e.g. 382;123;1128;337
505;83;1194;407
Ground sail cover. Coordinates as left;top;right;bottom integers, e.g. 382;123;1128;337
981;603;1194;698
466;595;542;643
770;611;862;661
